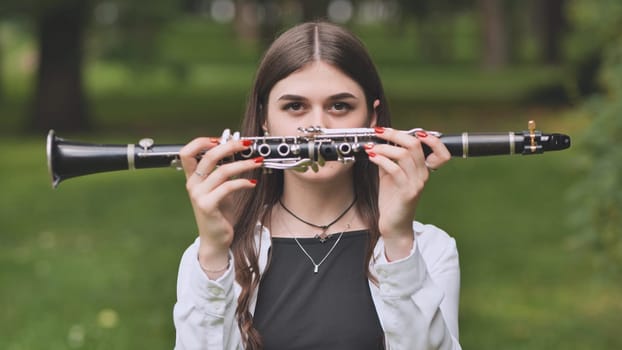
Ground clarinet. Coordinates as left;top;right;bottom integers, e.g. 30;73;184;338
46;121;571;188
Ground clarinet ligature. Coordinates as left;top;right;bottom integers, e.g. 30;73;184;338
46;121;571;188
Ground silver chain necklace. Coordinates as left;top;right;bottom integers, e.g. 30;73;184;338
294;231;345;274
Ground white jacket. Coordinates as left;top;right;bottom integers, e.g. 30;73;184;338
174;221;461;350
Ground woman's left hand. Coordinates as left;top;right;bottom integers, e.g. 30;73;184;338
365;127;451;261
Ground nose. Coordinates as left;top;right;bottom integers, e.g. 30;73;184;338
308;106;328;128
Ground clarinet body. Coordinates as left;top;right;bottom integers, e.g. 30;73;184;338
47;122;571;188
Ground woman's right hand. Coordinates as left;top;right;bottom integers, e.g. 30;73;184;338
179;137;263;277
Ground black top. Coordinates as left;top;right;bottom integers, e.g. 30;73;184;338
253;230;385;350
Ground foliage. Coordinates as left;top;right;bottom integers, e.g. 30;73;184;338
562;0;622;97
567;35;622;274
564;0;622;274
564;0;622;62
89;0;183;67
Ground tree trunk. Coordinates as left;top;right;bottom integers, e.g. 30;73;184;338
29;1;89;132
0;32;3;102
540;0;566;64
234;0;260;44
478;0;508;70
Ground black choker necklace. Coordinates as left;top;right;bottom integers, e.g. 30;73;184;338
278;196;357;231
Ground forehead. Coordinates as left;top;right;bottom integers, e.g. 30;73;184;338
268;61;365;101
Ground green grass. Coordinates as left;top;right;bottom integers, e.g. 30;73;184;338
0;137;191;349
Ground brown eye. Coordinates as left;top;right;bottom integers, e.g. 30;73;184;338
330;102;352;115
284;102;304;111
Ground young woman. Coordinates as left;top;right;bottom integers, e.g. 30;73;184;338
175;21;461;350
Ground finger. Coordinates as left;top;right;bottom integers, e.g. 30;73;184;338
188;139;254;187
196;157;263;194
367;143;417;176
192;177;258;213
416;132;451;170
179;137;219;179
372;127;428;171
366;149;428;212
367;149;405;177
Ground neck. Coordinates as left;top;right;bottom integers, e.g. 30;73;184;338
273;168;360;237
282;174;354;218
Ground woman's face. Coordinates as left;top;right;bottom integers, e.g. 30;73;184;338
265;61;376;136
263;61;377;181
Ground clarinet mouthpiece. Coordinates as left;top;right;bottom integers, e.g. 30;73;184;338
541;133;571;152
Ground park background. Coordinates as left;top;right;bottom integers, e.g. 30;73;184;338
1;0;621;349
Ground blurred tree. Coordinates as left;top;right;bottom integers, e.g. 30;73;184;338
477;0;508;69
0;0;183;132
29;0;90;132
233;0;314;49
258;0;285;45
234;0;261;43
394;0;568;67
299;0;329;21
505;0;537;64
96;0;181;71
233;0;286;48
0;27;3;101
566;0;622;274
564;0;622;97
0;0;91;131
538;0;566;64
396;0;471;63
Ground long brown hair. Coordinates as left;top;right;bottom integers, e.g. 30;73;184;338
231;21;392;349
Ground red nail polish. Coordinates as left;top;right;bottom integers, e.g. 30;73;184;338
374;126;385;134
364;143;374;150
367;151;377;158
416;130;428;138
249;179;258;185
242;140;253;147
254;156;264;164
210;138;220;143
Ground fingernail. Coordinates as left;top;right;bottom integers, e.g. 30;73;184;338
367;151;377;158
374;126;385;134
254;156;264;164
249;179;258;185
416;130;428;138
364;143;374;150
210;138;220;143
242;140;253;147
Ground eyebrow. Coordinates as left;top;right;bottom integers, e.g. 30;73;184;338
328;92;358;100
277;92;358;101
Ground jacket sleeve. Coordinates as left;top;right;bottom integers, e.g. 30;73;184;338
372;223;461;350
173;238;240;350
